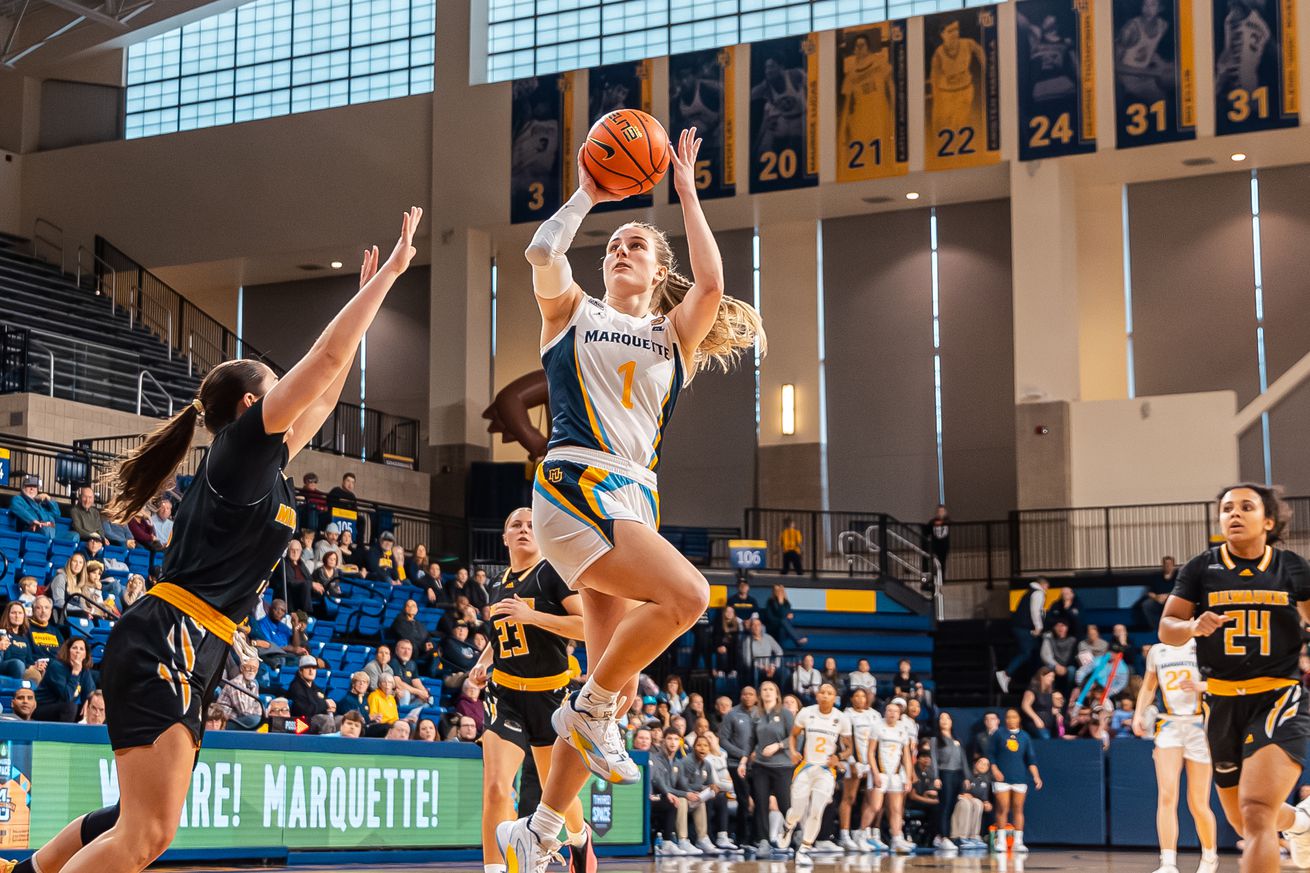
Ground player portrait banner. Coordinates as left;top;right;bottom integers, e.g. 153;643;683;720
590;59;654;213
748;33;819;193
923;7;1001;171
1213;0;1298;134
668;47;737;202
1112;0;1196;147
1016;0;1097;159
510;72;574;225
835;21;909;181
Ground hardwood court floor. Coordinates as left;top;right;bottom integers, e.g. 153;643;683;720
173;851;1221;873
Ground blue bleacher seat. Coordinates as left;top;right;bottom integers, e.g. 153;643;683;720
20;558;49;582
20;534;50;559
103;545;128;564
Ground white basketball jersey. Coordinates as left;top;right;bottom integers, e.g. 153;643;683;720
542;296;685;472
847;707;883;763
874;720;908;773
1150;640;1203;716
1122;17;1167;71
796;705;852;767
1222;10;1270;91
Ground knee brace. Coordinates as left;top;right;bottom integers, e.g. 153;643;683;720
80;802;121;845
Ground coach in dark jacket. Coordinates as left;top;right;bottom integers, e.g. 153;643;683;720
718;687;757;844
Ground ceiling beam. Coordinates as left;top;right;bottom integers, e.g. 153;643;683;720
37;0;129;30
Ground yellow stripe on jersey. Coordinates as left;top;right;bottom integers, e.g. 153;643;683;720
1206;676;1297;696
647;363;678;469
574;335;612;453
579;466;609;519
1266;687;1294;737
493;669;571;692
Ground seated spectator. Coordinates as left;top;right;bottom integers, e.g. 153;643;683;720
680;733;731;853
120;574;148;610
264;697;293;731
364;644;397;692
205;705;229;733
368;675;400;725
1110;623;1145;675
712;606;742;677
650;730;693;854
49;553;88;617
27;597;64;663
791;654;820;704
439;595;473;635
314;523;343;567
312;549;343;612
761;583;807;647
893;659;918;698
446;715;479;743
406;545;430;583
288;655;334;719
70;486;105;542
740;617;785;689
0;601;33;679
149;497;174;548
820;657;845;699
1077;624;1108;666
337;672;373;719
128;510;163;553
2;685;36;721
390;545;411;584
454;678;484;734
252;599;308;669
337;529;358;569
9;476;60;540
950;756;993;846
1107;695;1136;738
273;539;314;614
414;718;439;742
309;713;336;735
83;535;129;575
365;531;401;583
1049;691;1068;737
386;719;412;740
16;576;38;612
326;473;358;519
79;689;106;725
1039;620;1077;692
392;639;432;705
69;561;114;619
446;568;489;611
298;472;328;530
1020;668;1057;739
1044;586;1082;638
848;658;877;704
440;623;478;685
727;579;758;618
218;656;265;729
663;675;689;715
390;599;434;656
1134;556;1176;631
34;638;95;722
1073;704;1111;748
298;529;319;574
417;562;445;606
338;710;365;738
908;752;946;848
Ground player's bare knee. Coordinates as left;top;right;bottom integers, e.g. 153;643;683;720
485;778;514;806
1239;797;1279;831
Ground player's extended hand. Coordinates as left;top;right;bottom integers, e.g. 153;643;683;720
469;663;489;688
1193;612;1234;637
359;245;380;288
576;147;626;204
381;206;423;276
1131;715;1145;737
490;595;537;625
789;749;803;765
669;127;703;197
1179;678;1202;693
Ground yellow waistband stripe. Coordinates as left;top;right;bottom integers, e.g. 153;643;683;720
1206;676;1297;696
147;583;238;646
493;669;571;692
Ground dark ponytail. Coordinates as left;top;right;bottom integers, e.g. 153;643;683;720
104;359;273;522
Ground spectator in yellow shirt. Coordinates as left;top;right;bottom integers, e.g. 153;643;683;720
368;674;400;724
779;517;803;575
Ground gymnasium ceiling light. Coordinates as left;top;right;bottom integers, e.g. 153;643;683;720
905;192;920;200
781;383;796;436
330;261;344;269
1230;153;1247;162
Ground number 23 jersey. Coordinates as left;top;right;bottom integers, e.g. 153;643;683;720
490;560;577;682
1171;544;1310;683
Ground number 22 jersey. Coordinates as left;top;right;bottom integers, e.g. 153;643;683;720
1171;544;1310;684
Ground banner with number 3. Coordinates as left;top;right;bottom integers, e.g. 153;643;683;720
924;7;1002;171
1112;0;1196;147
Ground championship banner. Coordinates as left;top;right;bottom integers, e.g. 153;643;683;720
748;34;819;193
510;73;574;225
1112;0;1196;147
10;733;647;852
923;7;1002;171
1016;0;1097;159
669;47;737;202
835;22;909;181
590;60;654;213
1213;0;1298;134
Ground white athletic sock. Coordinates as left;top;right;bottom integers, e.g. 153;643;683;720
841;829;850;839
566;828;588;847
576;679;620;716
485;865;508;873
872;828;882;841
1161;849;1177;866
1015;830;1023;844
1202;848;1219;862
530;804;566;842
30;854;44;873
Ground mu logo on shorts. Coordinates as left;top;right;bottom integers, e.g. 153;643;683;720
547;467;564;484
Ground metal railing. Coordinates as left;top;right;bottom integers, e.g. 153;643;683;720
308;402;421;465
31;218;64;272
136;369;173;416
0;434;99;498
75;245;118;311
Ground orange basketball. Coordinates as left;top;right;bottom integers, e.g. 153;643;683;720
581;109;670;197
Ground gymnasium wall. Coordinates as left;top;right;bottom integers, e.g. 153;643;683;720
242;267;433;434
0;150;20;237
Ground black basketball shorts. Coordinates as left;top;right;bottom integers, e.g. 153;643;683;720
1204;683;1310;788
484;683;567;750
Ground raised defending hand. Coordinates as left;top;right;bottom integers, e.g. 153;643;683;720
382;206;423;275
669;127;702;196
576;147;625;204
359;245;380;288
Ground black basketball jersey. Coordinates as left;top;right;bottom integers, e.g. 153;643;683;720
490;559;576;681
1171;544;1310;682
158;397;299;623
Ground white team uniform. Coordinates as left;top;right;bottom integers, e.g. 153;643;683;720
533;296;685;587
1149;640;1210;763
1219;9;1271;92
848;707;884;786
787;705;853;844
873;720;910;793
